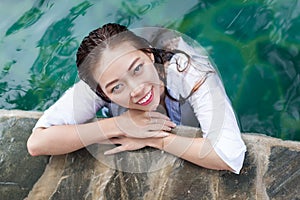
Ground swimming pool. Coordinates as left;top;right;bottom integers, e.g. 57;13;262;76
0;0;299;141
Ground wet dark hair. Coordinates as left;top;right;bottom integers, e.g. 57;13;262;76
76;23;128;102
76;23;176;102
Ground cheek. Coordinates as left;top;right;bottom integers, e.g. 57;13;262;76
108;92;131;107
145;66;161;83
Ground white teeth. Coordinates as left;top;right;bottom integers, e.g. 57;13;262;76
138;90;152;104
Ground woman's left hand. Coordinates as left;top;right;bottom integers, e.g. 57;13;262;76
102;137;157;155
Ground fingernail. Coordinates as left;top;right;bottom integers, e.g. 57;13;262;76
172;122;177;127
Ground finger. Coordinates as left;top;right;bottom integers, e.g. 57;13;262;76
160;124;174;132
149;118;176;128
109;138;123;144
99;138;123;144
148;123;171;132
124;131;167;138
148;120;176;132
104;145;126;155
163;120;177;129
147;111;171;120
98;139;112;144
147;131;169;138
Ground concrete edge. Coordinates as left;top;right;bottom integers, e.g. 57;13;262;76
242;133;300;151
0;109;43;119
1;109;299;150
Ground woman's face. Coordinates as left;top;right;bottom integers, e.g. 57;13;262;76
96;42;162;111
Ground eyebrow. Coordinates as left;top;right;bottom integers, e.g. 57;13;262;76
128;57;140;71
105;57;141;89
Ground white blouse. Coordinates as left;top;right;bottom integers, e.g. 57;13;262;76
34;38;246;174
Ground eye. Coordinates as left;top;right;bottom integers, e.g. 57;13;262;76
133;63;143;74
111;83;124;93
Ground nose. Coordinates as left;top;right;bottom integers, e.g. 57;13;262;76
130;83;145;97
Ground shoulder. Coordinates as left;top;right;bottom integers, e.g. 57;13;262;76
48;79;107;117
72;80;104;103
166;52;215;100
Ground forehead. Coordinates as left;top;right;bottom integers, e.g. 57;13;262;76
101;42;138;67
94;42;145;82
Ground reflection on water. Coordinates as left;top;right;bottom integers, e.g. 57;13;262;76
2;1;92;110
0;0;299;141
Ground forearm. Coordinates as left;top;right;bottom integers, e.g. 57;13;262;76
150;134;232;171
27;118;122;156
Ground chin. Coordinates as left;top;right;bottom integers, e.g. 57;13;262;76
147;95;161;111
135;103;159;111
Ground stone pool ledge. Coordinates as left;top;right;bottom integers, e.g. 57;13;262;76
0;110;299;200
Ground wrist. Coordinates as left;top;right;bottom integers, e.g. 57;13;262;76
97;118;123;139
147;137;165;150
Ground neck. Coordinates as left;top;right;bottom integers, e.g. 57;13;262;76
157;85;168;116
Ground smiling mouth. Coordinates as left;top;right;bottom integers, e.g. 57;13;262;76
137;88;154;106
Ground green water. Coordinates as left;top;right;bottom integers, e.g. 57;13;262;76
0;0;299;141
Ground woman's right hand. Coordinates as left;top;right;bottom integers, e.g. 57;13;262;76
114;109;176;138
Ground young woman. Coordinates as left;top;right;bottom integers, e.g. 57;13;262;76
27;23;246;174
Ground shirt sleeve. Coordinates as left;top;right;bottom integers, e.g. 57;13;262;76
33;80;105;130
188;74;247;174
167;40;247;174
